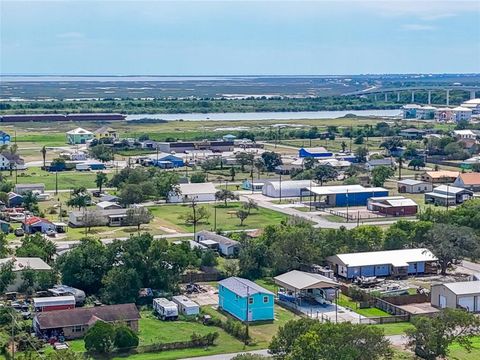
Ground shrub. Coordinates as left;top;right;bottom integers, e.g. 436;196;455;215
114;325;139;349
84;321;115;353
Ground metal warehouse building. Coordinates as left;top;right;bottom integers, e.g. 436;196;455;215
262;180;316;198
305;184;388;208
431;281;480;312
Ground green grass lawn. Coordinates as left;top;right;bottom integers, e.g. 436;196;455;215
3;167;99;190
255;278;277;293
373;322;414;336
337;294;390;317
148;202;287;232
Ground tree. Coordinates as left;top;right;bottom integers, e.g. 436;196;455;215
242;199;258;215
380;136;403;155
371;165;394;187
125;207;153;231
261;151;282;172
340;141;347;153
230;166;236;181
423;223;479;275
253;158;265;179
406;309;480;360
180;200;210;231
303;157;318;170
101;267;141;304
95;172;108;193
40;146;47;168
0;233;10;258
50;157;66;168
114;325;139;349
16;233;56;264
56;238;108;294
89;144;114;162
270;318;391;360
354;146;368;163
409;158;425;170
215;189;239;207
314;165;338;186
236;209;249;226
0;260;14;293
235;152;254;172
155;171;180;199
201;249;218;267
67;188;91;210
119;184;145;206
22;191;39;214
190;173;206;183
84;321;116;353
82;210;104;231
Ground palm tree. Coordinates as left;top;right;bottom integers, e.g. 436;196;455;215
95;172;108;193
41;146;47;168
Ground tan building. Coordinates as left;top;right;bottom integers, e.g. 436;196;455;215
431;281;480;312
0;257;52;292
33;303;140;339
421;170;459;184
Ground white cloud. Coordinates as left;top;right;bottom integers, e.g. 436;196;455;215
56;32;85;39
401;24;436;31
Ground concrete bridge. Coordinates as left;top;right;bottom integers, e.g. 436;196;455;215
343;85;480;105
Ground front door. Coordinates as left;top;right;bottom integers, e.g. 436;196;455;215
439;295;447;309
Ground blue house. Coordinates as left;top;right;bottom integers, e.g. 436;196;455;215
327;248;438;279
218;277;274;322
299;147;333;158
151;154;184;168
0;131;11;145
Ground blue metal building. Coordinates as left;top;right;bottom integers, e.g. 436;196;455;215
299;147;333;158
306;185;389;207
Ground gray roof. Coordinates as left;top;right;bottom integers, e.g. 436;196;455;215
219;277;273;297
274;270;338;290
443;281;480;295
196;230;239;247
0;257;51;271
398;179;427;186
367;159;394;166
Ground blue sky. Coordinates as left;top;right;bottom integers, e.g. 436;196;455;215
1;0;479;75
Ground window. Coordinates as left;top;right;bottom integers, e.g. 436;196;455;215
73;325;82;332
263;296;269;303
248;297;254;305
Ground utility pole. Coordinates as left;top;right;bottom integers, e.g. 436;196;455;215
191;198;197;241
279;173;282;203
55;171;58;195
214;199;217;231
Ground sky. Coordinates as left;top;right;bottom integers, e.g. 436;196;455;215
1;0;479;75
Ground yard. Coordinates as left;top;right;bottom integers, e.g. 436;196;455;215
148;202;287;232
337;293;390;317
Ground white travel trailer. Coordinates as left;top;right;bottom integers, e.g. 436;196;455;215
172;295;200;316
153;298;178;320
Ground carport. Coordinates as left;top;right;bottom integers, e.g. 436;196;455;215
274;270;342;321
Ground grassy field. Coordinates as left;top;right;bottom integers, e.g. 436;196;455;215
148;202;287;232
373;322;414;336
2;167;100;191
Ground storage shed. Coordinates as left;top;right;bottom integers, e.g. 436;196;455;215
397;179;433;194
425;185;473;206
168;182;217;203
172;295;200;316
431;281;480;312
367;196;418;216
33;296;76;312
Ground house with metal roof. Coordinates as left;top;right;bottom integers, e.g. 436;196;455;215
66;128;93;145
424;185;473;206
431;280;480;312
14;183;45;195
326;248;437;279
366;158;396;171
195;230;239;256
33;303;140;340
218;277;274;322
453;173;480;191
367;196;418;216
306;184;389;207
421;170;459;184
397;179;433;194
0;257;52;292
93;126;117;140
168;182;217;203
22;216;56;234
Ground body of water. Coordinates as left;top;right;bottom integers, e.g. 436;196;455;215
126;109;402;122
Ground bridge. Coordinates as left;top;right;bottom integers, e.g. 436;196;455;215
343;85;480;105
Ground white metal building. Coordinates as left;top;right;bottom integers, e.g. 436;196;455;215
168;182;217;203
397;179;433;194
431;281;480;312
262;180;315;198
